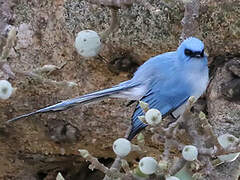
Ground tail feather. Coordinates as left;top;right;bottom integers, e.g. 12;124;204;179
7;111;40;123
7;83;139;123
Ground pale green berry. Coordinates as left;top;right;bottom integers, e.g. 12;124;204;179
145;109;162;125
217;134;239;162
0;80;13;100
139;157;158;175
182;145;198;161
75;30;101;57
113;138;131;157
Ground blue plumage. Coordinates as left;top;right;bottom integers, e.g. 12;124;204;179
7;37;209;141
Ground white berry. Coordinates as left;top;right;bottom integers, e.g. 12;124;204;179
0;80;13;100
145;109;162;125
75;30;101;57
139;157;158;175
217;134;239;162
182;145;198;161
166;176;180;180
113;138;131;157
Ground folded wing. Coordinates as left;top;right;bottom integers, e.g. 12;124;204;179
127;80;190;140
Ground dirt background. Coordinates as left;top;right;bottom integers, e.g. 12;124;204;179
0;0;239;179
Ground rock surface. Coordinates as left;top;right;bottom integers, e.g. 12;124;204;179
0;0;239;179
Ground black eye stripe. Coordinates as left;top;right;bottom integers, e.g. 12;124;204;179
184;49;194;56
184;49;204;58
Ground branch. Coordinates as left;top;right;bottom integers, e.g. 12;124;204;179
100;8;120;40
164;96;195;137
180;0;200;41
0;62;15;79
198;112;223;151
1;27;16;60
13;65;76;87
87;0;134;8
169;158;187;175
79;149;125;179
104;123;134;180
199;145;240;157
0;27;16;79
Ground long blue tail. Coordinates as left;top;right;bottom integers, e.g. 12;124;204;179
7;84;139;123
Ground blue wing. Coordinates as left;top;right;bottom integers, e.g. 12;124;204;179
127;79;191;140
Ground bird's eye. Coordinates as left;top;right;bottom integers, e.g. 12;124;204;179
200;49;204;57
184;49;193;57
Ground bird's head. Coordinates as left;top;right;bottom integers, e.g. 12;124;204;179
177;37;207;64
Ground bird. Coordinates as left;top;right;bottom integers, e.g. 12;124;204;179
7;37;209;141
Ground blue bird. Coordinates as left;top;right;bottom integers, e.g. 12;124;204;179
7;37;209;140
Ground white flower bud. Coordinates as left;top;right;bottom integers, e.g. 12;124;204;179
75;30;101;57
66;81;77;87
0;80;13;100
137;133;145;145
188;96;196;104
113;138;131;157
217;134;239;162
56;172;65;180
139;101;149;112
182;145;198;161
138;115;145;122
78;149;89;158
166;176;180;180
158;160;168;171
145;109;162;125
139;157;158;175
199;111;206;120
41;65;57;72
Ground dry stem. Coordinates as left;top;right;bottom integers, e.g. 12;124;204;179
100;8;120;40
180;0;200;41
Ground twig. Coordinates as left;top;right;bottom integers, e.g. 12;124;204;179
14;70;76;87
169;158;187;175
198;147;215;156
0;62;15;79
0;27;16;79
121;159;131;174
104;120;135;180
103;156;122;180
79;149;124;179
199;112;223;151
180;0;200;41
215;145;240;156
87;0;134;8
164;96;195;136
32;63;67;75
79;149;111;174
1;27;17;60
124;124;132;139
100;8;120;40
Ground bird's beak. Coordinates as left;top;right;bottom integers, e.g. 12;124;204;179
193;52;204;58
195;54;202;58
